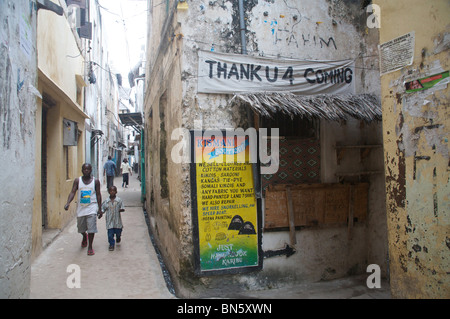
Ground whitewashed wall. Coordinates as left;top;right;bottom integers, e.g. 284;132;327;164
0;0;38;298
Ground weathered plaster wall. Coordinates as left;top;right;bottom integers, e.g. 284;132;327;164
84;3;103;179
41;97;85;230
0;0;37;298
145;0;189;292
374;0;449;298
146;0;386;297
32;94;43;260
32;1;87;259
37;7;84;102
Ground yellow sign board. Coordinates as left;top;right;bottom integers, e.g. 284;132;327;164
191;131;262;275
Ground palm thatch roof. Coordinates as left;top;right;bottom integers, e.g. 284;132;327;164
232;92;382;122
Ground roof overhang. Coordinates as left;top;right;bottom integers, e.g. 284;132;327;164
118;112;143;133
232;93;382;123
38;69;89;120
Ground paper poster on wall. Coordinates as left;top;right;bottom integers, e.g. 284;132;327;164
190;130;262;275
379;31;415;75
405;71;449;93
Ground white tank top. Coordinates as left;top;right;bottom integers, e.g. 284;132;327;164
76;176;98;217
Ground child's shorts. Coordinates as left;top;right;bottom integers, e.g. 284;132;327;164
77;214;98;234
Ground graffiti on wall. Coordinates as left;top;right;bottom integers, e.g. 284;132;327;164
263;17;338;50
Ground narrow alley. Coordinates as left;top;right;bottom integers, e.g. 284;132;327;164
30;176;175;299
29;173;391;299
1;0;449;301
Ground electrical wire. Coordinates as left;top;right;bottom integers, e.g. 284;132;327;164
96;0;149;21
91;61;115;75
96;1;380;85
177;32;379;62
96;0;147;77
152;1;168;9
146;33;380;89
96;1;380;69
119;1;131;72
177;34;380;72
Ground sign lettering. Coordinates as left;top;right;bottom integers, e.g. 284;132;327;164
198;50;355;95
190;131;262;275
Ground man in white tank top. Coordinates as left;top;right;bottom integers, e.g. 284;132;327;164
64;163;102;256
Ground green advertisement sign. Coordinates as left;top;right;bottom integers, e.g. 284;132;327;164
405;71;449;93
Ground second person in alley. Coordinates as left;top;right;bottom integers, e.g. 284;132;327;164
103;155;117;191
64;163;102;256
120;158;132;188
98;185;125;251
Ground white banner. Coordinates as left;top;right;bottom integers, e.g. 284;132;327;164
198;50;355;95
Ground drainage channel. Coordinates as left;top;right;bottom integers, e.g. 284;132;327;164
142;208;177;296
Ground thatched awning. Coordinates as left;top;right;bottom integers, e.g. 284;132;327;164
232;92;382;122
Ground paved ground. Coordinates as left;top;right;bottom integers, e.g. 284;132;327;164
31;175;390;299
228;275;391;299
30;175;175;299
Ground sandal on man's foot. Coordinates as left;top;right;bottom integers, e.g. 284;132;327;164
87;249;95;256
81;236;88;248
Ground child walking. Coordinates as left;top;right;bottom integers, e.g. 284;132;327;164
99;185;125;251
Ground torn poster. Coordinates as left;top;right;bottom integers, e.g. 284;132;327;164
405;71;449;93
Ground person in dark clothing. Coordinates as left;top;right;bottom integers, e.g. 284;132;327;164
103;156;116;191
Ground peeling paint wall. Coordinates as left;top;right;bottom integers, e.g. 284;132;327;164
374;0;450;298
0;0;37;298
145;0;386;297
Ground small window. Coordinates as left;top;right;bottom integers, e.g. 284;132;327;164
260;113;318;139
259;112;321;192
